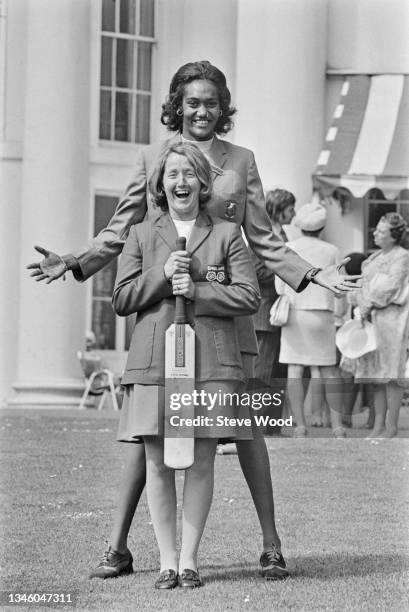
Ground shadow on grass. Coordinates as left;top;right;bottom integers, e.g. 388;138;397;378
201;553;409;583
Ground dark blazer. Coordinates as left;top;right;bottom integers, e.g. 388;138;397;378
113;212;261;385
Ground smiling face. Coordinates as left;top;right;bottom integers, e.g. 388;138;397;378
163;152;201;220
373;220;396;250
181;79;221;141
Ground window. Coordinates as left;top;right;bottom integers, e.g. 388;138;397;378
365;189;409;253
99;0;155;144
91;195;136;350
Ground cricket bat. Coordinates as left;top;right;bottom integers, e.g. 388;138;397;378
164;237;195;469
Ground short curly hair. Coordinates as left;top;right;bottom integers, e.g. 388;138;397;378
380;212;408;244
148;141;213;212
160;61;237;135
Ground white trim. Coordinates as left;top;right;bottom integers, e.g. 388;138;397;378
326;126;337;142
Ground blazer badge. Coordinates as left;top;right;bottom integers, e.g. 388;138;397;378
206;265;226;283
224;201;237;219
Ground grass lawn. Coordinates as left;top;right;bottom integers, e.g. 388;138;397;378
1;407;408;611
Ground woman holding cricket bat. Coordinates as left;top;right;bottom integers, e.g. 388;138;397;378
28;61;358;582
113;141;260;588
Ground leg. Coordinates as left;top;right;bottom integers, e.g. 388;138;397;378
341;375;359;427
385;381;404;436
309;366;325;426
109;443;146;553
178;439;218;573
320;365;344;432
367;384;387;437
286;364;307;429
90;442;146;578
144;437;177;571
236;429;281;550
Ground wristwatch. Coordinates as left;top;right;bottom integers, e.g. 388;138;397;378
305;267;322;284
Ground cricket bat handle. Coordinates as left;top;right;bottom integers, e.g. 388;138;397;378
174;237;188;324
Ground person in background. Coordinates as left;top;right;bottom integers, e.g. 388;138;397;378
350;213;409;438
276;203;346;438
250;189;296;434
338;253;375;429
27;60;358;580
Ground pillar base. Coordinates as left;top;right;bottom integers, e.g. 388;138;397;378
7;378;84;408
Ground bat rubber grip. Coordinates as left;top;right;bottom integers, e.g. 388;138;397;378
174;236;188;324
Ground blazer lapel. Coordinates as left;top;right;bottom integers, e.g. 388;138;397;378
208;137;227;176
154;213;178;251
188;211;213;255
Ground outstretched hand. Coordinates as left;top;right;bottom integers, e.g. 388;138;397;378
26;246;67;284
313;257;362;296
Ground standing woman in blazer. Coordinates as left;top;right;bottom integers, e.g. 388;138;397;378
113;141;260;588
28;61;357;579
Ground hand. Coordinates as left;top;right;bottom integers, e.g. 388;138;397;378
26;245;67;284
313;258;362;296
172;273;195;300
164;250;191;281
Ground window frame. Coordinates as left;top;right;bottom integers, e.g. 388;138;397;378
99;0;156;145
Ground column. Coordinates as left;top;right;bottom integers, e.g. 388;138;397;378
10;0;91;406
234;0;327;205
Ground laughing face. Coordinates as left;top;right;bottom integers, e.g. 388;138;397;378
163;152;201;220
181;79;221;141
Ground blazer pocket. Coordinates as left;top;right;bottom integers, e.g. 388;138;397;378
127;322;155;369
213;326;242;367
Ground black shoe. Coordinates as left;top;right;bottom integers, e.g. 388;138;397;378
89;546;133;579
154;569;179;590
260;546;289;580
179;569;203;588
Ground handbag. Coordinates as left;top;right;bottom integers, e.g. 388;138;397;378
269;295;290;327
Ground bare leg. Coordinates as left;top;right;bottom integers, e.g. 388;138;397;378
309;366;324;426
287;364;306;428
342;375;359;427
179;439;218;572
385;381;404;436
109;443;146;553
321;365;344;430
144;437;177;571
367;384;387;437
236;431;281;550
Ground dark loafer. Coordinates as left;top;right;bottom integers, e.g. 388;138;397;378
154;569;178;590
89;546;133;579
179;568;203;588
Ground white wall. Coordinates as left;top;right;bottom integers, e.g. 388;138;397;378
328;0;409;72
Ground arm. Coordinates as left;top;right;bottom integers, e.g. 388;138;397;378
112;226;173;317
242;152;360;295
27;147;150;283
193;227;261;317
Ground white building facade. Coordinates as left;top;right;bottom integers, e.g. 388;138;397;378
1;0;408;406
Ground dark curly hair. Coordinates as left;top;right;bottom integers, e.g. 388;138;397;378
148;141;213;212
380;212;408;244
160;61;237;135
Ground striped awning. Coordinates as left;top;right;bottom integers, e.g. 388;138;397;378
313;75;409;199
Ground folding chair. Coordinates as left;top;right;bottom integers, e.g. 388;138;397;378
77;350;120;411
